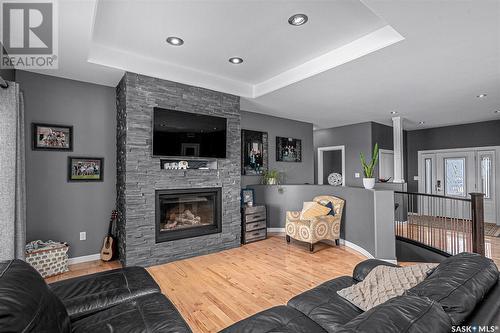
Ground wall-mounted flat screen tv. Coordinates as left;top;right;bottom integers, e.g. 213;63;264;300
153;107;227;158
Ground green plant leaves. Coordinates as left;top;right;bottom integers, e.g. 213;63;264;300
359;143;379;178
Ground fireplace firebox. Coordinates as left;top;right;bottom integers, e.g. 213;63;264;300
155;188;222;243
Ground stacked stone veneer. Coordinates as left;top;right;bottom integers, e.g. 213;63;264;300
116;72;241;267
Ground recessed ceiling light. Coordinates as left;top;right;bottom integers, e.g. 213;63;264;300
494;110;500;114
229;57;243;64
288;14;308;26
166;36;184;46
418;121;425;125
477;93;487;98
390;111;398;115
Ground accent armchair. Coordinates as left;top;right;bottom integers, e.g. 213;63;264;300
285;195;344;252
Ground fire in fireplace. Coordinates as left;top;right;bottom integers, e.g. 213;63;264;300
155;188;222;242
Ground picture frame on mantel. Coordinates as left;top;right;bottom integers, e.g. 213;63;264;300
241;129;268;175
276;137;302;162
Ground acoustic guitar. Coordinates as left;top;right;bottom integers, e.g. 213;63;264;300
100;210;118;261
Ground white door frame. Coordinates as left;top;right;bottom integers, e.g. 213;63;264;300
418;146;500;225
378;149;394;180
317;145;346;186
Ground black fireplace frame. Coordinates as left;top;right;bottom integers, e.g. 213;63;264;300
155;187;222;243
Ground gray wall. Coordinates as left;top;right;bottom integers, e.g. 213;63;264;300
314;122;372;186
249;184;396;261
0;68;15;82
241;110;314;187
0;48;15;82
18;71;116;258
406;120;500;192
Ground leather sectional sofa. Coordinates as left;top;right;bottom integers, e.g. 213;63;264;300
1;253;499;332
0;259;192;332
221;253;500;332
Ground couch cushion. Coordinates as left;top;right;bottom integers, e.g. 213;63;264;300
0;259;70;333
406;252;499;325
336;295;451;333
463;278;500;326
287;276;362;332
219;306;327;333
301;202;331;220
352;259;399;282
71;293;192;333
49;266;160;320
337;263;437;311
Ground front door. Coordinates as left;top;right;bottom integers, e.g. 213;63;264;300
419;148;498;224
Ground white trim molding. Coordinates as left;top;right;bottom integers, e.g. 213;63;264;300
269;230;397;262
267;227;285;233
317;145;346;186
68;253;101;265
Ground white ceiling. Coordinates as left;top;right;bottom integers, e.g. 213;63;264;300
88;0;403;97
24;0;500;130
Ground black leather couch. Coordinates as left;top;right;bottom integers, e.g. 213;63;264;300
0;259;192;332
221;253;500;332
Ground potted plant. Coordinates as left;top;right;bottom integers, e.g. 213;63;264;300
262;170;280;185
360;143;379;189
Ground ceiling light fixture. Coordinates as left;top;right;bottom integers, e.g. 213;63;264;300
477;93;487;98
418;121;425;125
288;14;308;26
390;111;398;115
229;57;243;64
494;110;500;114
166;36;184;46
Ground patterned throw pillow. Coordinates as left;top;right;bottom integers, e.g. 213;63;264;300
300;202;331;220
337;263;438;311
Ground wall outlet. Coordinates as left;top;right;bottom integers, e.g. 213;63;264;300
79;232;86;241
354;173;360;178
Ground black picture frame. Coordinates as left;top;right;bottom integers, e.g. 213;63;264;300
68;157;104;182
32;123;73;151
276;137;302;162
241;189;255;206
241;129;268;175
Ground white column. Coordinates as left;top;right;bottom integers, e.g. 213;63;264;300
392;116;405;183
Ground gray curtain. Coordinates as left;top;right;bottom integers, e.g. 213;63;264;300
0;81;26;260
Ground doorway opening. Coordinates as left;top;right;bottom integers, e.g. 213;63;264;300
317;146;345;186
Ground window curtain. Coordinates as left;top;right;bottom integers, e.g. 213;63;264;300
0;81;26;260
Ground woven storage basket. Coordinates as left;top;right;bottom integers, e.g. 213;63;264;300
25;243;69;278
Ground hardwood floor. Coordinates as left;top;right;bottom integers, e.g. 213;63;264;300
45;259;120;283
147;235;366;332
45;233;500;332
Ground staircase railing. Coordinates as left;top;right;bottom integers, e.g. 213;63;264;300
394;191;485;256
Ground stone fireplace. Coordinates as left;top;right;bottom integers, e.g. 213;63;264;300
116;72;241;267
156;188;222;243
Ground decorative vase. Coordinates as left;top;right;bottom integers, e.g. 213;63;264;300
363;178;375;189
267;178;277;185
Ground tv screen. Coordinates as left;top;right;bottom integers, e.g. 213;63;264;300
153;108;227;158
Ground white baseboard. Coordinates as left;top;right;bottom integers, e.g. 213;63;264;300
271;230;396;262
339;239;375;259
68;253;101;265
267;228;285;233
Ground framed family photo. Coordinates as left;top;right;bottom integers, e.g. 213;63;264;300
32;123;73;151
276;137;302;162
68;157;104;182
